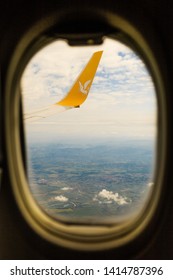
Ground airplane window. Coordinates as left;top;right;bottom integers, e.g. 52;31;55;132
21;38;157;224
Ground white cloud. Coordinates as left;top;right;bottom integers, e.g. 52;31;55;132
61;187;73;191
95;189;129;205
54;195;68;202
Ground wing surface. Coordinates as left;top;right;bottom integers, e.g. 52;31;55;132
24;105;72;122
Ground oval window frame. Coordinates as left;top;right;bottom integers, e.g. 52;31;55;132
4;10;166;251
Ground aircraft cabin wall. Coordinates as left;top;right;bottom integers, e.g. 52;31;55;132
0;0;173;259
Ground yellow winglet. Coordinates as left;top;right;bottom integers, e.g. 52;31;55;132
56;51;103;107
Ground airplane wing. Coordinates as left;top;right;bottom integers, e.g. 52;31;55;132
24;51;103;122
24;105;72;122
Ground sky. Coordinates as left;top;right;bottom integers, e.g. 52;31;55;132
21;38;157;145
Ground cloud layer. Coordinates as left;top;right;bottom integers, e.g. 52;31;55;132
21;38;157;143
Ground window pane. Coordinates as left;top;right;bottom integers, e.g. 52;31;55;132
21;38;157;223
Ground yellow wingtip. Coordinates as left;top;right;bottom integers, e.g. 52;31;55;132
56;51;103;107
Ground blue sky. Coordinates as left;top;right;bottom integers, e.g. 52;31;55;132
21;38;157;144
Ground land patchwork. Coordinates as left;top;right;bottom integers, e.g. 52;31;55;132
27;141;154;223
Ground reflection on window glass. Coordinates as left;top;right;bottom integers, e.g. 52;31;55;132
21;38;157;223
